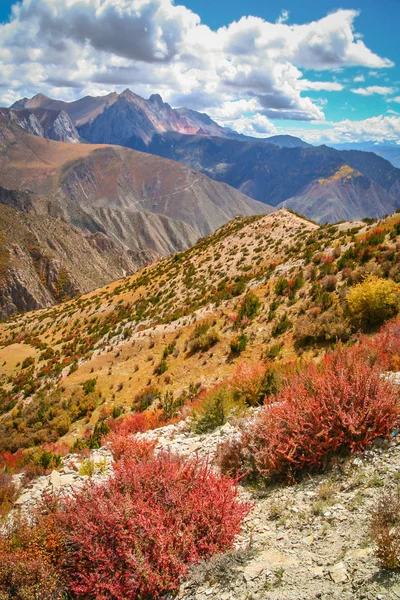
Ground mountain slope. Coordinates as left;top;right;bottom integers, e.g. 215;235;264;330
9;90;400;223
0;107;80;143
0;113;270;239
146;133;400;221
2;206;400;454
10;90;310;149
279;165;398;223
0;114;271;316
11;90;235;144
0;187;140;318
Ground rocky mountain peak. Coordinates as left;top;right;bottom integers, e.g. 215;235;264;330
149;93;165;108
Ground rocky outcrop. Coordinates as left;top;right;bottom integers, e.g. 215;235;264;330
1;107;80;143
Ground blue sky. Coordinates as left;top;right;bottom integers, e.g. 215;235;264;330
0;0;399;143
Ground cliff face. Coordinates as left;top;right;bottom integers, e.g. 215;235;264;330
0;192;142;319
0;107;80;143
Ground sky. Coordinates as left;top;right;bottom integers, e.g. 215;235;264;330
0;0;399;144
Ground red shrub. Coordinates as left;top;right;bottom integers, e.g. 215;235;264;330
359;318;400;371
0;449;24;473
52;448;250;599
240;345;399;482
105;433;156;461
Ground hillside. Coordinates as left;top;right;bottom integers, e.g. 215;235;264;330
147;134;400;222
279;166;398;222
0;187;139;318
2;207;400;599
0;114;270;316
2;207;400;453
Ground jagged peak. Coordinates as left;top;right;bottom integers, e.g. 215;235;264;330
148;93;164;107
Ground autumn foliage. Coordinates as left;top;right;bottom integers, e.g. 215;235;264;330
225;343;399;482
347;275;400;327
43;443;250;599
370;489;400;569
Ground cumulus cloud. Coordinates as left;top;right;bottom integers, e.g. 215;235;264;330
0;0;394;128
228;114;278;137
283;115;400;145
351;86;394;96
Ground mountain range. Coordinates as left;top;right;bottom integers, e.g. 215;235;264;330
8;90;400;223
2;88;400;317
333;141;400;169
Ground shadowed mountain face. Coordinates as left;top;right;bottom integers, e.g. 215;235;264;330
0;107;80;143
146;134;400;222
0;113;271;316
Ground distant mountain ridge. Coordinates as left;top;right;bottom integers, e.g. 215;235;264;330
7;89;400;223
10;89;309;149
333;141;400;169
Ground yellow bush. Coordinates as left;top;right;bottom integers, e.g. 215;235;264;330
347;275;400;327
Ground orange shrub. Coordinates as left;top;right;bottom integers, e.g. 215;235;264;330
229;361;270;406
109;409;163;436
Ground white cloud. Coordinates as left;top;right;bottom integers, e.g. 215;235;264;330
225;113;278;137
0;1;394;126
391;96;400;103
351;86;394;96
353;75;365;82
284;115;400;145
297;80;344;91
277;9;289;25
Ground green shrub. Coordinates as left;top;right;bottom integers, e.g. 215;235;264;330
271;314;292;337
189;329;220;353
154;359;168;376
238;292;260;321
230;334;248;355
265;342;283;360
192;388;245;434
87;420;110;449
81;378;97;395
275;278;289;296
21;356;35;369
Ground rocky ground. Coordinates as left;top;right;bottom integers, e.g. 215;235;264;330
9;416;400;600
